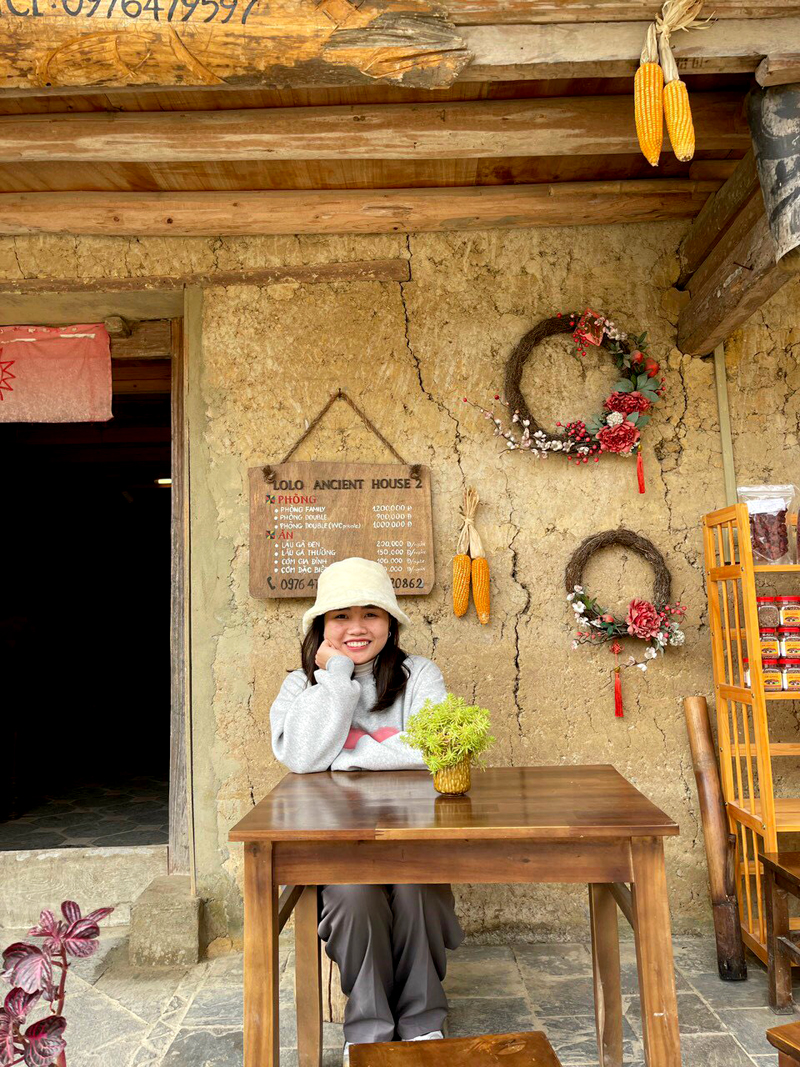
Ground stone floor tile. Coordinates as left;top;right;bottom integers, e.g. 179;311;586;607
161;1027;243;1066
686;968;770;1009
69;933;128;985
539;1014;640;1065
54;986;148;1062
672;936;738;977
453;945;516;962
181;985;243;1028
625;991;725;1036
717;1006;797;1057
447;996;536;1038
680;1032;756;1067
443;957;526;998
514;942;593;979
521;973;595;1017
94;960;192;1023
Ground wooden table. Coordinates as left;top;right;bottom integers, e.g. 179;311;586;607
761;852;800;1013
228;765;681;1067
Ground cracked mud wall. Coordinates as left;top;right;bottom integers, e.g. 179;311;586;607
2;231;798;945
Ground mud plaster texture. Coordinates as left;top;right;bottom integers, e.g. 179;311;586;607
2;229;799;948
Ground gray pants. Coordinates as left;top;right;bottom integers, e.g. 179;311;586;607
318;884;464;1044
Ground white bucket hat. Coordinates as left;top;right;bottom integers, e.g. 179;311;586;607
301;557;411;636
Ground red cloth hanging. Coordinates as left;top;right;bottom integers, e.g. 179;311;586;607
614;668;624;718
0;323;112;423
636;449;645;494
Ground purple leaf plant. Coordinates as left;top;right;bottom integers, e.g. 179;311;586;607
0;900;113;1067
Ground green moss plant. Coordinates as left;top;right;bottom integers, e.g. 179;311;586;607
402;693;495;774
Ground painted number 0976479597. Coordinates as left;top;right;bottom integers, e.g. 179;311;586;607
59;0;259;23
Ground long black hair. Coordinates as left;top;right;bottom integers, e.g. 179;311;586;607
300;613;410;712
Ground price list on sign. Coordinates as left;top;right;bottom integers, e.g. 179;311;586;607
249;461;435;599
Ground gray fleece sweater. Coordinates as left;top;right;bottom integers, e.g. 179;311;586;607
270;653;447;773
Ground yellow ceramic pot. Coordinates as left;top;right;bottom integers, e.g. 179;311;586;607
433;760;471;796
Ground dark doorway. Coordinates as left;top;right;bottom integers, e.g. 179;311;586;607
0;385;172;849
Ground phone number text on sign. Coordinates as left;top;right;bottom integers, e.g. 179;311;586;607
3;0;258;21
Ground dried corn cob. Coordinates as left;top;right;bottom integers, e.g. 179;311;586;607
634;24;663;167
452;488;476;617
471;557;491;626
466;489;490;625
657;0;707;162
453;553;471;617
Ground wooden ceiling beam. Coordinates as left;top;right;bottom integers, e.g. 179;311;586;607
755;54;800;85
0;15;795;93
0;0;469;95
0;180;720;236
109;320;172;360
462;18;800;80
678;143;800;355
0;94;748;162
442;1;800;24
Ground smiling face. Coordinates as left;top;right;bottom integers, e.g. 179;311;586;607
323;605;391;664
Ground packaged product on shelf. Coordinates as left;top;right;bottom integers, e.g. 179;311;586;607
779;596;800;625
743;657;749;687
780;627;800;656
758;596;780;627
737;484;797;564
762;658;783;690
781;658;800;691
761;628;781;657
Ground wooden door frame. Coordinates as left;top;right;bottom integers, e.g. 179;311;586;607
169;315;194;886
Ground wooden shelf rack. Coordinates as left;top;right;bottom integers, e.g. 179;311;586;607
703;503;800;963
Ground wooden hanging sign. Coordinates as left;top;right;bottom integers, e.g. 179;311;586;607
249;461;434;599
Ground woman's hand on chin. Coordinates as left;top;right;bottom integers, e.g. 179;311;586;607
315;639;343;671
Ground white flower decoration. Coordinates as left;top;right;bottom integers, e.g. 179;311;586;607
669;630;686;646
566;593;575;602
573;602;586;615
644;646;658;660
637;662;648;672
606;411;624;427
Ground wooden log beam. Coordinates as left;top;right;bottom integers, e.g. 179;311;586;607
0;258;412;293
0;0;469;94
756;54;800;85
677;203;800;355
110;319;171;359
462;18;800;80
0;13;795;92
0;94;748;163
678;151;761;286
442;0;800;23
0;180;720;236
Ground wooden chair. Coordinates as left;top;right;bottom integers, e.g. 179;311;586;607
761;853;800;1013
767;1020;800;1065
348;1032;562;1066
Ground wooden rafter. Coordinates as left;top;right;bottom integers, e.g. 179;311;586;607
462;18;800;81
0;0;469;94
677;153;800;356
0;180;720;236
0;13;796;92
0;94;748;162
441;0;800;23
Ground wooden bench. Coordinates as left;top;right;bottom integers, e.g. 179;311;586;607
761;853;800;1012
767;1020;800;1065
348;1032;562;1066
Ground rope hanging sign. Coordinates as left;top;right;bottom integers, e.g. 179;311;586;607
249;390;434;599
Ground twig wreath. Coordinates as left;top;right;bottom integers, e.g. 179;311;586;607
465;310;664;493
564;529;687;717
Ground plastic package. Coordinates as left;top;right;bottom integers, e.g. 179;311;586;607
758;596;780;627
738;485;797;564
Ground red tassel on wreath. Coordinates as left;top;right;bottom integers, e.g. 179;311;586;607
614;668;624;718
636;448;645;495
611;641;624;718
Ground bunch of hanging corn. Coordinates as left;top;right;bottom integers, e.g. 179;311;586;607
657;0;707;162
452;487;490;625
634;24;663;167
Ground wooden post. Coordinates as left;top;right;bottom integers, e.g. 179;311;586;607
684;695;747;980
765;866;794;1013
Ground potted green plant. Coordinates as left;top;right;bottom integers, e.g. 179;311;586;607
403;693;495;795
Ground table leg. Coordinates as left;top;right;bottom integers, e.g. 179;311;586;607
589;883;623;1067
244;841;280;1067
631;837;681;1067
295;886;323;1067
765;866;794;1013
